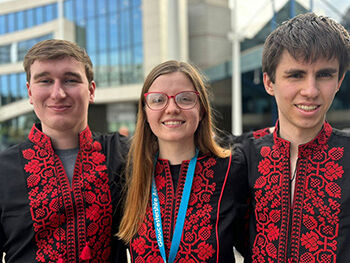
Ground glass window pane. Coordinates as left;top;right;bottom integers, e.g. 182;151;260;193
0;75;7;105
97;0;107;15
19;73;27;98
17;11;25;30
98;16;107;51
133;7;142;44
0;45;11;64
8;13;15;33
52;3;58;19
64;0;74;21
0;16;5;34
36;7;44;25
10;74;18;101
86;18;96;53
45;4;53;21
109;14;118;49
109;0;117;12
75;0;85;21
87;0;96;18
27;9;34;27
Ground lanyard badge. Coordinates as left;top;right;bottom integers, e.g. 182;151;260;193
151;149;199;263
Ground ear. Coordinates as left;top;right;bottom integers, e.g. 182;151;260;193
27;82;33;105
336;73;345;92
89;81;96;103
263;73;275;96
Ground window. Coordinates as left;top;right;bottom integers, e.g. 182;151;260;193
0;45;11;64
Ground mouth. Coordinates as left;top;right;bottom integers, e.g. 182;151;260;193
48;105;72;111
162;120;185;126
295;104;319;111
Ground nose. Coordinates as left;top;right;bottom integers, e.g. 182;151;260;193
300;76;319;98
164;97;180;113
50;81;66;99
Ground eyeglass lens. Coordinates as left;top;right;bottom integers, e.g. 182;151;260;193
146;92;197;110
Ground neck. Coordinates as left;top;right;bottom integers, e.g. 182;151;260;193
42;126;81;150
278;121;323;161
158;141;196;165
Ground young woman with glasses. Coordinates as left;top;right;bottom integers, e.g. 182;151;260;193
117;60;248;262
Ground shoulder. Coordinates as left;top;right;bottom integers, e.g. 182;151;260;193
92;131;129;155
0;140;30;165
331;128;350;139
328;128;350;147
0;141;30;186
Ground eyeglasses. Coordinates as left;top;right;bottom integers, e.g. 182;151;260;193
144;91;199;111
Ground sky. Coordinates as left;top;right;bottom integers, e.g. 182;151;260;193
236;0;350;38
1;0;349;38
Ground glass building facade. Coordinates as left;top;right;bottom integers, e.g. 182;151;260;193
0;3;58;34
206;1;350;132
0;0;143;149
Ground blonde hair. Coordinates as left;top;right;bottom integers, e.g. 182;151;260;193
118;60;229;242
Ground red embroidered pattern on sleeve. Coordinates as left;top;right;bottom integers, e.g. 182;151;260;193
130;157;218;262
23;127;113;262
253;128;271;139
252;124;343;263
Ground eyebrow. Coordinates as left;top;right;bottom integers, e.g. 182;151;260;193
33;71;50;80
32;71;83;80
283;67;338;75
316;68;338;74
63;72;83;80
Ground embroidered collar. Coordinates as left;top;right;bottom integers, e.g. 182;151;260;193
28;123;95;154
272;120;333;158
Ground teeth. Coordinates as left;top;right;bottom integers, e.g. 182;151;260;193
296;105;318;111
163;121;182;125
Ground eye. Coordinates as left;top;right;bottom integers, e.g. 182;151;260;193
287;73;303;79
177;92;196;104
317;72;334;78
38;79;53;84
65;79;80;84
148;94;166;104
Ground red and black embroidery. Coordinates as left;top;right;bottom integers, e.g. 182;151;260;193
130;156;222;262
22;124;112;262
253;127;271;139
252;123;343;263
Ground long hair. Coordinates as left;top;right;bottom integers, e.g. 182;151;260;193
117;60;229;242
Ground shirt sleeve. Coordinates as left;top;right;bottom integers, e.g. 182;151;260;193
230;143;250;259
0;223;5;253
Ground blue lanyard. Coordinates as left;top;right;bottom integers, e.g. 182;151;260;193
151;149;199;263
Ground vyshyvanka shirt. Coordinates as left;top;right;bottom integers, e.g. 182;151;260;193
0;123;127;263
129;153;248;263
236;121;350;263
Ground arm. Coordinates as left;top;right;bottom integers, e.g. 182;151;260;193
230;144;251;259
0;224;4;254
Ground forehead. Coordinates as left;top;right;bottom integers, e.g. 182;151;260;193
149;72;195;93
30;57;86;76
276;50;340;71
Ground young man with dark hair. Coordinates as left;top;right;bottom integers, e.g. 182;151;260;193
237;13;350;262
0;39;127;262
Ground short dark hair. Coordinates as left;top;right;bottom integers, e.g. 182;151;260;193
262;13;350;82
23;39;94;83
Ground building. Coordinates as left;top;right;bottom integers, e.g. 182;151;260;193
1;0;350;150
205;0;350;132
0;0;232;149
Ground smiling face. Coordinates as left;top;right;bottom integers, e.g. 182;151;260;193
145;71;202;150
264;50;344;140
27;57;95;137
